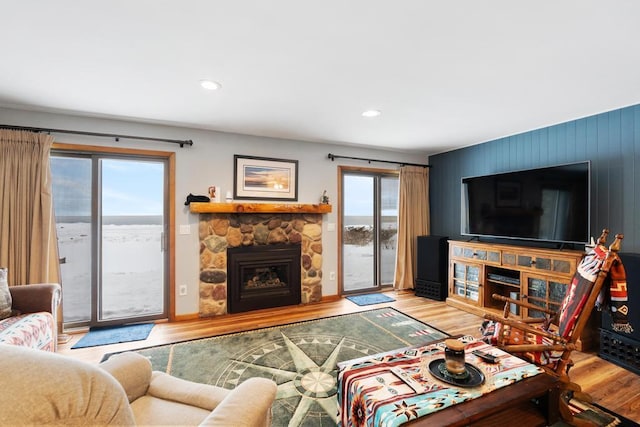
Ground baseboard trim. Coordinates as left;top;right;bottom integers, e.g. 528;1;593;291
173;313;201;321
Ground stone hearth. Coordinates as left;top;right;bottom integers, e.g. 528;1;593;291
198;213;324;316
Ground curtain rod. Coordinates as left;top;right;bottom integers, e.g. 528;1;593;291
327;153;431;168
0;124;194;147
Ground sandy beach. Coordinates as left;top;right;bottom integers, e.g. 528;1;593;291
56;222;164;323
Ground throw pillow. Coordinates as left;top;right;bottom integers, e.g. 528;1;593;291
0;268;12;320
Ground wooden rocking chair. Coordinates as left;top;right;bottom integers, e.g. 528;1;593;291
482;229;625;425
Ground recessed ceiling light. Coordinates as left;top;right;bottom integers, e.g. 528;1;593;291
362;109;381;118
200;80;221;90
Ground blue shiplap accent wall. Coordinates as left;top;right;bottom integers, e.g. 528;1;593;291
429;104;640;252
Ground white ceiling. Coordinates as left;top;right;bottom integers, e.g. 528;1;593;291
2;1;640;154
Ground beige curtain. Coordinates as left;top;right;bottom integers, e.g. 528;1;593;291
0;130;60;286
394;165;430;290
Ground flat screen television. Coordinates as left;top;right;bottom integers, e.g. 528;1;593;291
461;161;590;245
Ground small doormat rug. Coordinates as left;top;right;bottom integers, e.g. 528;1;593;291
72;323;154;349
346;292;395;306
105;308;447;427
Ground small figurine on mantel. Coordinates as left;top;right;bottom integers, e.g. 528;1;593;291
320;190;330;204
208;186;221;202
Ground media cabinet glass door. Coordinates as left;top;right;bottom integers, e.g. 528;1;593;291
451;261;482;305
522;274;568;318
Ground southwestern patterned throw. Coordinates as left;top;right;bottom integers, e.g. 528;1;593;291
592;245;634;334
0;312;56;351
337;336;543;427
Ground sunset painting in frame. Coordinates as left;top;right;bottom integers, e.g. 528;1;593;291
234;155;298;201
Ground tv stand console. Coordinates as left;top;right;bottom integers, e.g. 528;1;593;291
445;240;596;351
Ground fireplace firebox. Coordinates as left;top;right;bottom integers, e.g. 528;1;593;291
227;244;301;313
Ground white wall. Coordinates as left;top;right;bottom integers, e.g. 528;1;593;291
0;107;429;316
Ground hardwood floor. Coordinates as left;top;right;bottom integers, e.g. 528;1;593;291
58;291;640;423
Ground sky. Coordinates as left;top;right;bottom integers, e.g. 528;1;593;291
51;157;164;217
343;175;398;216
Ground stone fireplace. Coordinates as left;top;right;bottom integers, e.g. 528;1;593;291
196;206;328;317
227;244;301;313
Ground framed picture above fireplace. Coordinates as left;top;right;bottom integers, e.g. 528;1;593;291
233;155;298;201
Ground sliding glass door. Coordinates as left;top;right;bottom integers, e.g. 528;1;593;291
51;152;169;328
340;168;399;293
99;158;166;322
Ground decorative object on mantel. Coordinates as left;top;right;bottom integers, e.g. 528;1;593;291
188;202;331;214
225;190;233;202
320;190;330;204
233;155;298;201
184;193;210;205
207;186;220;202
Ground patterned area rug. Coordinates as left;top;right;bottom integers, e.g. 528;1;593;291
107;308;447;426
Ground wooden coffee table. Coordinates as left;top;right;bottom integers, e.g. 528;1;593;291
404;372;559;426
337;337;560;427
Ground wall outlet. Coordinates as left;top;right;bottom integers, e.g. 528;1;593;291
179;225;191;235
179;284;188;296
329;271;336;280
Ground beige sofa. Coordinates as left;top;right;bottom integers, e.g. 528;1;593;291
0;344;277;426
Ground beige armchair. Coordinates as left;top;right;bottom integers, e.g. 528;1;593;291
0;344;277;426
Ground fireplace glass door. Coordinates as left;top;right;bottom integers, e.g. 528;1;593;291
227;244;301;313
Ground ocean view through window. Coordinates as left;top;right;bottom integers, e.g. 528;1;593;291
51;151;168;328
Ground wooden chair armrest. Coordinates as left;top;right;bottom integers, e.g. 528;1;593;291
492;293;557;316
519;317;550;324
500;343;575;353
484;313;568;344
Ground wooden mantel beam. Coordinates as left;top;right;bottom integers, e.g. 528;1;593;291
189;202;332;214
